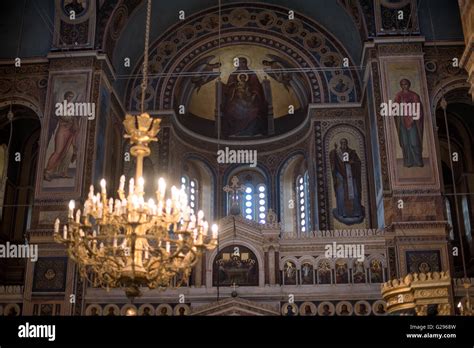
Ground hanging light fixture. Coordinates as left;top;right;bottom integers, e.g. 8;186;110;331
54;0;218;298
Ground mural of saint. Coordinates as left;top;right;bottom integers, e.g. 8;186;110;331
300;303;315;316
375;303;386;315
105;307;117;316
282;303;298;316
333;78;349;93
339;304;350;315
317;260;331;284
284;261;297;285
301;263;314;284
158;306;170;316
370;259;383;283
353;261;366;283
356;303;369;315
222;57;267;137
319;303;333;316
286;304;296;316
335;260;348;284
329;138;364;225
44;91;80;181
394;78;424;168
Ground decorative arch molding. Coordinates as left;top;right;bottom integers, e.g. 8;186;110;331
126;3;362;112
97;0;143;57
223;163;271;187
279;256;300;270
430;78;471;117
315;255;336;268
206;239;265;287
182;153;218;179
366;253;387;268
299;256;318;268
0;99;44;123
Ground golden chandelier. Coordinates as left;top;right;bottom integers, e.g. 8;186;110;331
54;113;218;296
53;1;217;298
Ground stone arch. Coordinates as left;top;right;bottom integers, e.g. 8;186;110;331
299;255;317;268
0;97;44;123
279;255;300;270
430;77;471;118
206;239;264;287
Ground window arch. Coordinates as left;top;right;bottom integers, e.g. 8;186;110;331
296;171;310;233
226;171;268;224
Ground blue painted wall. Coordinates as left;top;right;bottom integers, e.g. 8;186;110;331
0;0;54;58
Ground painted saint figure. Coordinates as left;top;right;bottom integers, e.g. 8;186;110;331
222;57;267;137
394;78;424;167
329;138;364;225
44;91;79;181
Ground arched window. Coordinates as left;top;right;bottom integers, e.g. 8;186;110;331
445;198;454;240
181;175;199;215
226;171;268;224
462;196;472;242
296;171;310;233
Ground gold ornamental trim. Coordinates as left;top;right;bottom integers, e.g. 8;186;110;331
381;271;452;315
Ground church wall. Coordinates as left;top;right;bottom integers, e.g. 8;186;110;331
0;0;472;316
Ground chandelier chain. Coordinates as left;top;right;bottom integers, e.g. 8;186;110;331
140;0;152;114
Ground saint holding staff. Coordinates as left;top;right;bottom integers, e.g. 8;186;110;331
329;138;364;225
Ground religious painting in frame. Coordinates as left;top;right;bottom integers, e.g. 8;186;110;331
324;125;369;229
406;250;441;274
379;56;440;190
35;71;91;199
398;244;449;276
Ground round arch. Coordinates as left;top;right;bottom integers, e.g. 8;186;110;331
206;239;265;287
